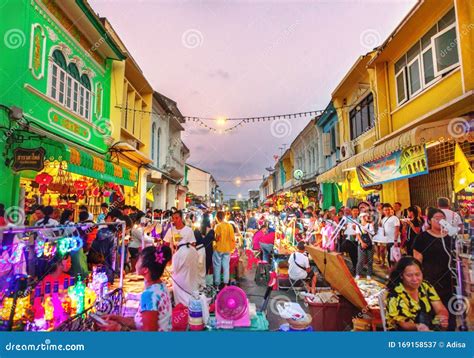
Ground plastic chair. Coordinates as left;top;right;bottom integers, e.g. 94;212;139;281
245;249;260;270
288;278;305;302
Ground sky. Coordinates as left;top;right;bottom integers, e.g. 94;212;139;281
90;0;416;199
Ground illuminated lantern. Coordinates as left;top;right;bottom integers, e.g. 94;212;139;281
73;180;88;191
0;296;30;321
35;240;45;258
43;242;56;258
35;172;53;185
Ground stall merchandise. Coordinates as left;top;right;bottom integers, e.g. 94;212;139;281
306;246;385;331
0;223;126;331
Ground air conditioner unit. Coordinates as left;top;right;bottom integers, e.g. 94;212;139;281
340;142;354;160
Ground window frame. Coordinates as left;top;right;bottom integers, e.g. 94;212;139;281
431;23;460;77
393;8;459;108
47;49;94;122
421;45;439;87
395;65;408;106
407;55;422;98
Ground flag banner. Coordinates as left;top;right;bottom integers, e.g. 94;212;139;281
357;145;428;187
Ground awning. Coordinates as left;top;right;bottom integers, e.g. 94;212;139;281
67;147;137;186
317;116;474;184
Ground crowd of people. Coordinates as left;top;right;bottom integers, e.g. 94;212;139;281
243;196;469;331
0;195;470;331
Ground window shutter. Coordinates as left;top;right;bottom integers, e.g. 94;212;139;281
334;122;340;148
322;133;331;156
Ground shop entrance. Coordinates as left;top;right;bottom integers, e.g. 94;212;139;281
409;166;452;210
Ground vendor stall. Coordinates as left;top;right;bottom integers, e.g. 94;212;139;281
306;246;385;331
0;222;126;331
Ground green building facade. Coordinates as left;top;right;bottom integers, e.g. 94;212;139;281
0;0;128;207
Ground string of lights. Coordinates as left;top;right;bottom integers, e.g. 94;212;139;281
114;105;325;133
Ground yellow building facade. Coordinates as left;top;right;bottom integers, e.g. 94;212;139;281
369;0;473;208
103;19;153;210
318;0;473;209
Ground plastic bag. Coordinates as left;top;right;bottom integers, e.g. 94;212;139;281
276;302;306;321
390;245;402;263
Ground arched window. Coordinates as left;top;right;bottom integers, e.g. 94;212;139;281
52;50;66;68
151;123;156;162
156;128;161;167
80;74;91;119
48;49;93;121
50;50;67;104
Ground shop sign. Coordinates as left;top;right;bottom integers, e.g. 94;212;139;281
356;145;428;187
12;147;45;172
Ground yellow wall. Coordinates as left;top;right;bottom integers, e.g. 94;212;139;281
373;0;468;138
110;60;125;143
388;69;463;132
369;0;473;206
455;0;474;92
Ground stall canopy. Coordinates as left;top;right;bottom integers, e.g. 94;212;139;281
13;138;137;186
317;116;474;183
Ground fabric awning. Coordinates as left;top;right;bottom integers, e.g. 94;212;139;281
316;116;474;184
12;138;137;186
67;147;137;186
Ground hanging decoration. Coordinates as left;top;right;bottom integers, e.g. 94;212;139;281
35;235;83;258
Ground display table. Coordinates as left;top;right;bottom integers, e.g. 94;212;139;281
306;246;384;331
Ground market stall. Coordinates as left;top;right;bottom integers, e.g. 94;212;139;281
0;222;126;331
306;246;385;331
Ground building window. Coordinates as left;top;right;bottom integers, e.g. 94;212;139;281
394;8;458;106
151;123;156;162
49;49;93;121
349;93;374;140
156;128;161;167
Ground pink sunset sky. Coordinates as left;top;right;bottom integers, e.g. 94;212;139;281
90;0;417;199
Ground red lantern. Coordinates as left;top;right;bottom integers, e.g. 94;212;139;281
35;172;53;185
74;180;88;191
39;184;48;194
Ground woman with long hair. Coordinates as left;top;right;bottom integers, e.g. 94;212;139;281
402;206;424;256
386;256;448;331
100;245;172;331
413;208;456;330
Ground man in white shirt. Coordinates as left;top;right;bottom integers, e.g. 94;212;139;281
437;197;464;234
342;206;360;274
171;210;199;306
381;203;400;268
288;242;317;294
